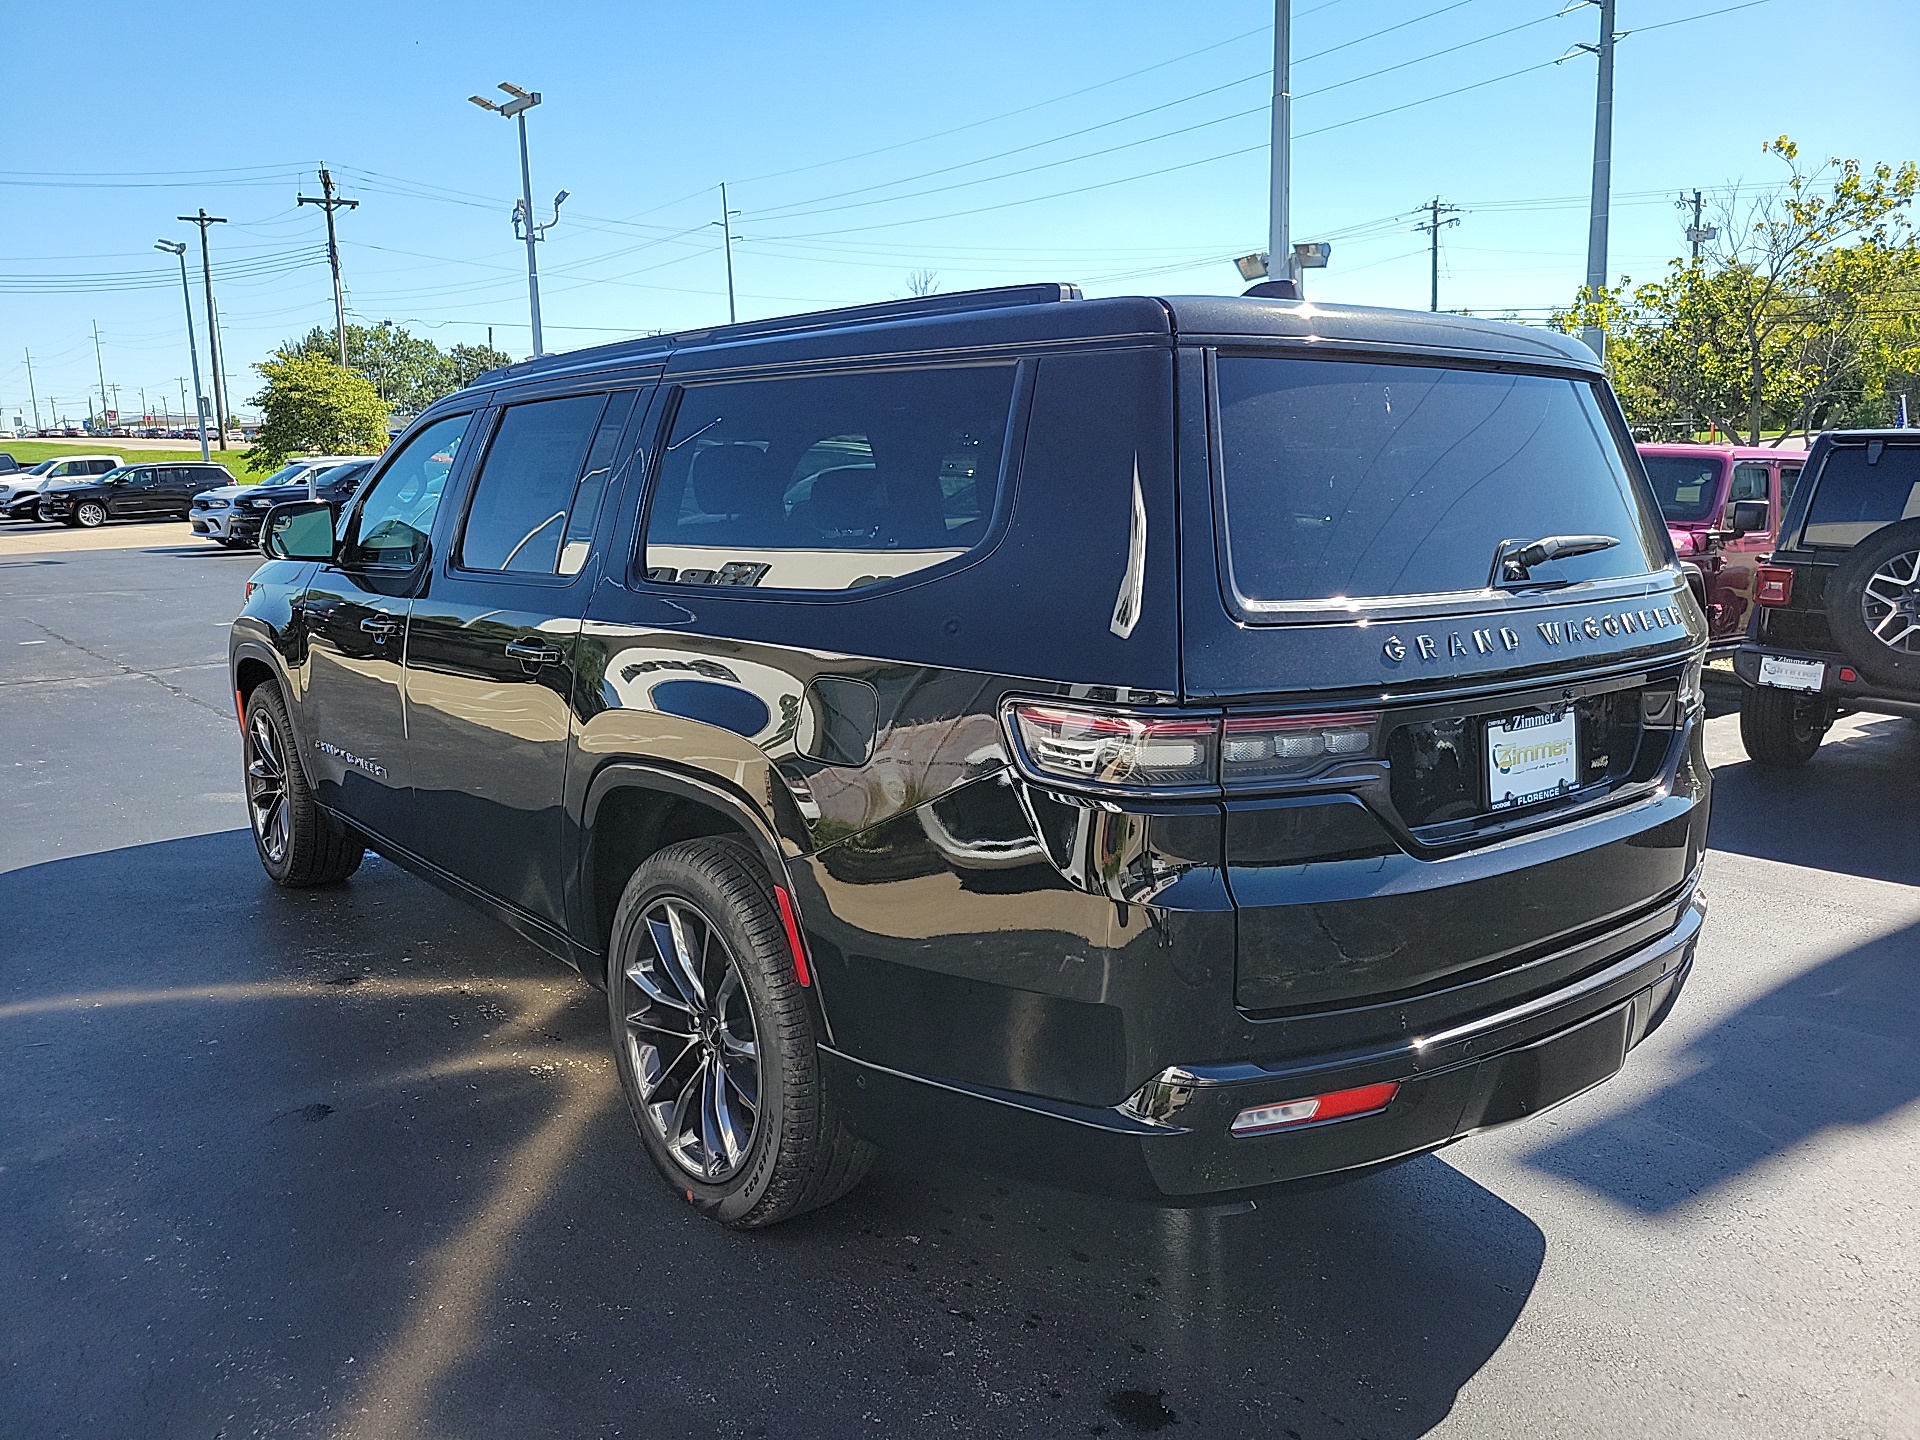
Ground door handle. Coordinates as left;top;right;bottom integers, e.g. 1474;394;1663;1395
359;615;402;637
504;639;564;666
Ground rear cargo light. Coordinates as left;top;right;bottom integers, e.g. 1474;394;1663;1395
1755;565;1794;606
1230;1081;1400;1137
1221;711;1379;781
1007;704;1215;791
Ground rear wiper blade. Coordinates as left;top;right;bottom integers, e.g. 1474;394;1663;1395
1491;533;1620;586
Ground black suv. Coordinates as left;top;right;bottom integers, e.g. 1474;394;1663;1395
227;460;375;549
231;285;1710;1228
1733;429;1920;763
38;461;232;527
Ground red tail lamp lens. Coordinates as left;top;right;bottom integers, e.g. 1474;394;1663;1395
1230;1081;1400;1137
1009;703;1215;789
1755;565;1794;607
1221;712;1378;781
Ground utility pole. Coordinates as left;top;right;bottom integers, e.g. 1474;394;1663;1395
178;378;189;434
92;321;110;426
1577;0;1620;360
156;238;212;462
24;349;41;433
1677;188;1718;262
716;183;740;323
1268;0;1292;293
178;209;229;445
1415;198;1462;312
298;165;360;365
468;84;564;358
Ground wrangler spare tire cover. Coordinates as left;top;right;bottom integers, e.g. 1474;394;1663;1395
1826;516;1920;688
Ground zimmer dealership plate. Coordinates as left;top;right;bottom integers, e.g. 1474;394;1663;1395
1486;709;1579;810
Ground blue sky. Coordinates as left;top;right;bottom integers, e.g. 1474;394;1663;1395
4;0;1916;425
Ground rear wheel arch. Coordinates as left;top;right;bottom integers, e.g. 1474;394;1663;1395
580;764;797;983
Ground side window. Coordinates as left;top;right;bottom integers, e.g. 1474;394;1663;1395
127;469;157;489
1729;464;1768;503
456;391;635;576
340;413;472;569
1779;466;1802;503
90;460;115;474
643;364;1016;591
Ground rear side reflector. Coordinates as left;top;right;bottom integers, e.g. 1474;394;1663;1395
1755;565;1794;607
773;885;811;988
1230;1081;1399;1137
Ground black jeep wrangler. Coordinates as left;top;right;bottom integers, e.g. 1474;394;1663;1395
232;284;1710;1228
1733;430;1920;765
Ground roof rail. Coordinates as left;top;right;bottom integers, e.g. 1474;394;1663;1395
467;282;1083;390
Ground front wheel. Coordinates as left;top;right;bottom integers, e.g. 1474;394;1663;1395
607;837;875;1228
1738;684;1832;767
74;500;107;528
243;683;364;886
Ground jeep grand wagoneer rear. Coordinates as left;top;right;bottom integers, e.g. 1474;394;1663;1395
815;300;1708;1202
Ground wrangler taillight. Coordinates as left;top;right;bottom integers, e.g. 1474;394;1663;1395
1756;565;1794;607
1004;702;1382;795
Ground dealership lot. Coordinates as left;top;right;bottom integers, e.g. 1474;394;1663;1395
2;535;1916;1439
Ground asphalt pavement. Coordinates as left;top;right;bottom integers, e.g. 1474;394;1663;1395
2;532;1915;1440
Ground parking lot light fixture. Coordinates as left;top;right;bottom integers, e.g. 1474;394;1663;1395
470;82;550;357
155;239;211;463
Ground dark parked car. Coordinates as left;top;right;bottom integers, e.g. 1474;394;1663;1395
218;460;374;549
1733;429;1920;764
232;284;1711;1228
37;461;232;527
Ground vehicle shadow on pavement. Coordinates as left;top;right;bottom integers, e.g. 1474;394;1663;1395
0;831;1542;1440
1705;713;1920;886
1526;916;1920;1215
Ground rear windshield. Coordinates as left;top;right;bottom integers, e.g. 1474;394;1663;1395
1801;442;1920;547
1215;356;1664;606
1640;453;1726;523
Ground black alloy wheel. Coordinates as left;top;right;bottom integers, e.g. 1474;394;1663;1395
1738;684;1832;767
74;500;108;528
607;837;874;1227
241;683;365;886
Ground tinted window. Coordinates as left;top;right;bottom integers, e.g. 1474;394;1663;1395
457;391;635;575
644;364;1015;591
1640;454;1725;523
1729;463;1769;503
341;414;471;568
1780;465;1802;503
88;460;115;474
1215;357;1663;606
1803;442;1920;547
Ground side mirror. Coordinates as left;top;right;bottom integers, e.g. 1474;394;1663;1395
1731;499;1770;537
262;500;336;560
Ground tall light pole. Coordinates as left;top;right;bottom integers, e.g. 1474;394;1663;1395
469;83;566;358
155;239;211;462
92;321;110;428
1576;0;1620;360
1268;0;1292;294
716;183;740;323
178;209;230;444
298;165;360;365
23;349;41;434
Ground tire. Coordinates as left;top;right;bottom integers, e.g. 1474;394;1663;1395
1826;517;1920;689
1739;684;1832;767
74;500;107;528
607;837;875;1228
242;683;365;886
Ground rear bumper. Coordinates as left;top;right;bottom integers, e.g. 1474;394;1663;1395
1734;643;1920;714
827;883;1703;1202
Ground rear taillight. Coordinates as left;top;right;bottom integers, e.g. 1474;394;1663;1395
1221;712;1378;782
1005;702;1381;794
1756;565;1794;606
1008;705;1215;790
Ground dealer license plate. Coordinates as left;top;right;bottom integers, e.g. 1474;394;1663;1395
1485;709;1580;811
1758;654;1825;692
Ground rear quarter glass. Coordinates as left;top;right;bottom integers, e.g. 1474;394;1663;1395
1213;355;1663;612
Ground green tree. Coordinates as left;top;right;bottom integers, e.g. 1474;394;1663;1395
1563;138;1919;441
448;342;514;388
246;354;388;471
281;321;504;415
